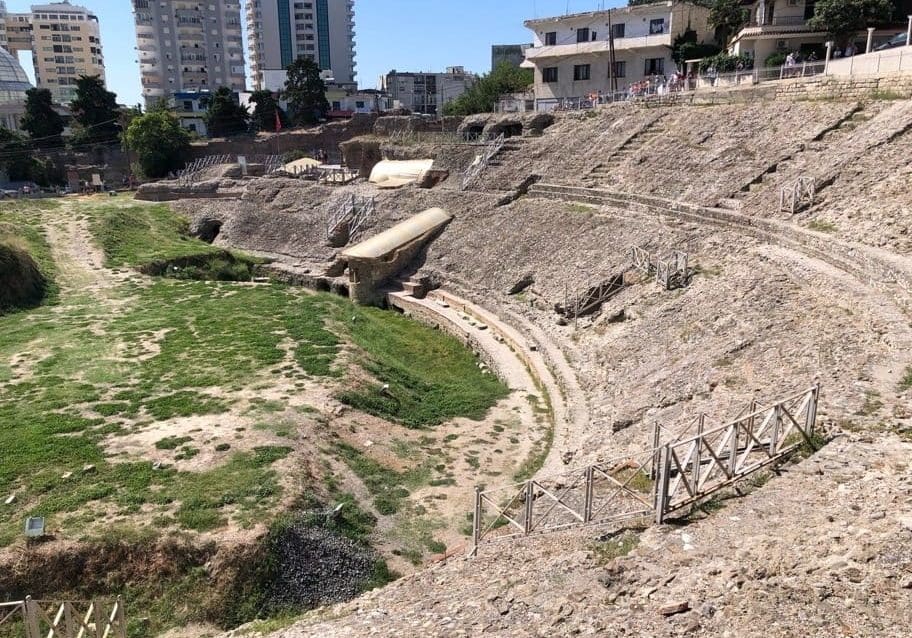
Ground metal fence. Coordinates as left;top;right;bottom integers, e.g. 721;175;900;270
532;61;829;112
470;385;820;554
460;133;505;191
325;194;374;244
631;246;691;291
0;597;126;638
779;176;816;215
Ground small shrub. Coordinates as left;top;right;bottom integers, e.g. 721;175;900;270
155;435;193;450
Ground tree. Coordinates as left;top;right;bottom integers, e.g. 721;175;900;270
808;0;894;46
672;28;722;67
123;110;191;179
0;127;36;181
442;63;532;116
284;58;330;126
19;89;64;148
69;75;120;146
249;89;288;132
204;87;250;137
708;0;750;46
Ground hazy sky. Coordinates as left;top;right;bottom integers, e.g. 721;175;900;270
5;0;626;105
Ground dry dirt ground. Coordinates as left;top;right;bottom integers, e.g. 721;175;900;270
170;98;912;637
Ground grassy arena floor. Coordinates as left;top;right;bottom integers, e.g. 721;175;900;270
0;196;508;547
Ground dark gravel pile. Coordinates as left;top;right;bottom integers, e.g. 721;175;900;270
266;521;384;609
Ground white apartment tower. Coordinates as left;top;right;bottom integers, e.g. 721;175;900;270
132;0;246;107
246;0;356;91
2;1;106;103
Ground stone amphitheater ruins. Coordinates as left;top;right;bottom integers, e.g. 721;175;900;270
3;85;912;638
149;92;912;637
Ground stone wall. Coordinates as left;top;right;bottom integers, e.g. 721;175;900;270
188;114;378;161
775;74;912;100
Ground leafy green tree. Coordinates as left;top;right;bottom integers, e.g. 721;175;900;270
249;90;288;132
204;87;250;137
0;127;38;182
671;28;722;67
708;0;750;46
123;110;191;179
808;0;894;46
69;75;120;146
442;63;532;116
20;88;64;148
284;58;330;125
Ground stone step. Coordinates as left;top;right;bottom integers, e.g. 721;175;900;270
716;198;743;211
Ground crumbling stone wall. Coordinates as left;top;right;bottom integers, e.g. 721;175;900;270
775;74;912;100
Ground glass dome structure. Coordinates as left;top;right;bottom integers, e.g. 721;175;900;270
0;46;31;106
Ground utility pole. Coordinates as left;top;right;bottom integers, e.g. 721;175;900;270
607;9;617;95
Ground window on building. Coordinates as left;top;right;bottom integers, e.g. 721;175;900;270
612;61;626;78
576;28;589;43
645;58;664;75
649;19;665;35
542;66;558;82
611;23;625;39
544;31;556;46
573;64;590;81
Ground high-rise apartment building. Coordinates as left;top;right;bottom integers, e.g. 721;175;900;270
0;2;8;51
132;0;245;108
246;0;356;91
2;1;105;103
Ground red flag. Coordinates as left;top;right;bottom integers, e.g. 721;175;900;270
274;109;282;132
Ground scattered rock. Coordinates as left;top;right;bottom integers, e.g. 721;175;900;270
659;601;691;616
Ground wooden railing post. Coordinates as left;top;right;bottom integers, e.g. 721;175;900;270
24;597;40;638
470;486;481;557
523;480;535;534
583;466;594;523
654;445;671;524
770;403;782;456
806;384;819;439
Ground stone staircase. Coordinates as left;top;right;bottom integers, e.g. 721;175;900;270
719;105;868;209
394;274;431;299
485;137;527;168
587;116;668;184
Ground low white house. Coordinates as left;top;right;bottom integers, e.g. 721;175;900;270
522;1;713;110
730;0;906;64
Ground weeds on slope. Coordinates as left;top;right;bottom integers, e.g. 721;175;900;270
335;302;509;428
90;203;262;280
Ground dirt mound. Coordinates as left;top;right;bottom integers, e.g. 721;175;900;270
0;238;48;314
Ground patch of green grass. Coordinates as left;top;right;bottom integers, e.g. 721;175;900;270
91;203;260;279
144;391;229;420
336;304;509;428
332;442;432;516
856;390;883;417
808;219;838;233
899;366;912;391
155;435;193;450
590;530;641;565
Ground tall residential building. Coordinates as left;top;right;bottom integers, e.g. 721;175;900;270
132;0;246;108
246;0;356;91
380;67;477;116
2;1;105;103
0;2;8;51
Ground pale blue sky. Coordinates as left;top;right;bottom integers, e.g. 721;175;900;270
5;0;626;105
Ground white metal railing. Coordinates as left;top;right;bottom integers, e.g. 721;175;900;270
325;194;375;244
176;154;232;186
460;133;505;191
